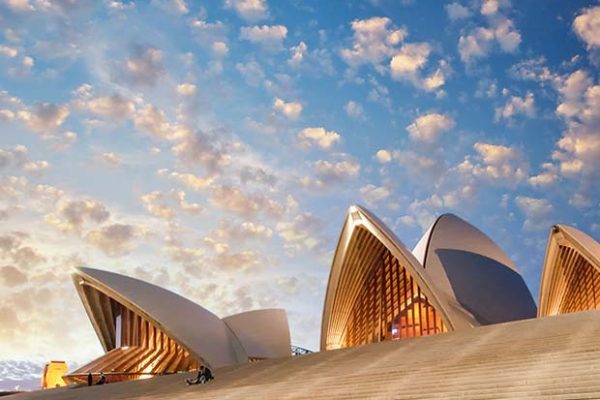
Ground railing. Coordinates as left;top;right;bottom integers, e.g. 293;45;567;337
291;345;313;356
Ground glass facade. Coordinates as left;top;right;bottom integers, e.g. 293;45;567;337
555;245;600;314
341;247;446;349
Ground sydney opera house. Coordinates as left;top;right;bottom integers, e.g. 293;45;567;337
37;204;600;398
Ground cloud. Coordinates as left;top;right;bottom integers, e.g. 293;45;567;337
0;233;46;269
551;70;600;182
345;101;364;119
572;6;600;49
85;223;138;256
151;0;189;14
22;160;49;174
458;15;521;63
213;220;273;242
456;142;529;185
390;43;431;78
495;91;536;122
236;60;265;87
209;185;284;219
288;41;307;68
99;152;121;167
528;163;559;187
276;212;322;254
177;83;197;96
360;184;391;204
158;169;214;190
375;149;392;163
445;2;472;21
141;191;175;219
224;0;269;22
0;45;18;58
45;200;110;233
2;0;34;12
458;27;495;63
212;249;260;271
171;132;231;173
76;93;135;119
313;159;360;183
118;46;164;86
134;104;189;141
17;103;69;134
240;25;287;51
341;17;407;68
406;112;454;143
273;98;302;120
212;41;229;56
515;196;553;231
298;127;341;150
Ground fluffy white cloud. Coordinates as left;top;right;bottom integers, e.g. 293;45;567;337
298;127;341;150
390;43;431;78
528;163;559;187
100;152;121;167
134;104;190;141
456;142;529;184
119;46;164;86
273;98;302;120
406;113;454;143
375;149;392;163
515;196;553;231
458;27;495;63
85;223;138;256
552;70;600;180
151;0;188;14
288;41;307;67
158;169;214;190
573;6;600;49
345;101;364;119
495;92;536;121
75;93;135;119
45;199;110;233
240;25;288;51
209;185;284;219
276;212;322;254
0;45;18;58
341;17;407;68
225;0;269;22
458;15;521;63
445;2;472;21
17;103;69;134
360;184;391;204
313;159;360;182
177;83;197;96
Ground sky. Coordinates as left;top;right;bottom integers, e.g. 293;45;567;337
0;0;599;391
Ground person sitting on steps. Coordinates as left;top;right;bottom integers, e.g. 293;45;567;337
186;366;214;385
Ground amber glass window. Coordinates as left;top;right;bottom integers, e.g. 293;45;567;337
341;249;446;348
555;245;600;314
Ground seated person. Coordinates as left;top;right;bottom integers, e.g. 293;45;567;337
186;366;213;385
96;372;107;385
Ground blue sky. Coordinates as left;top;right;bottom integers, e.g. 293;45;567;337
0;0;599;390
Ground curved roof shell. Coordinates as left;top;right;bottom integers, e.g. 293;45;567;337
73;267;248;369
223;309;291;359
413;214;537;326
320;205;463;351
538;224;600;317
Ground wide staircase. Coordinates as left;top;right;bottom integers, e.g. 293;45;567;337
13;310;600;399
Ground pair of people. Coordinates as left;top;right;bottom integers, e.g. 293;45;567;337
87;372;107;386
185;366;213;385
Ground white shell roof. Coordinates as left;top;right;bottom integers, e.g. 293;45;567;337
74;267;248;369
413;214;537;326
223;309;291;359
